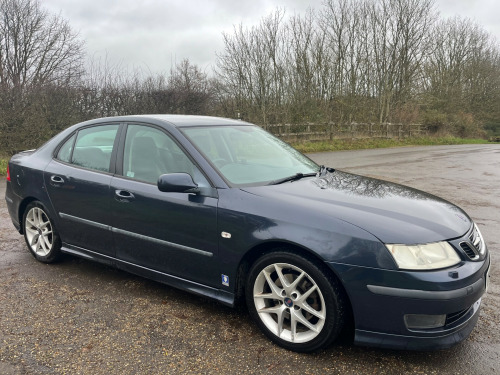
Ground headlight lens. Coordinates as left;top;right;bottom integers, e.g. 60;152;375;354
386;241;460;270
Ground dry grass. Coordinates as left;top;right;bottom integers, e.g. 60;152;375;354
0;137;489;176
291;136;488;153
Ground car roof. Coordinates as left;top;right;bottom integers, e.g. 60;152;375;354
88;114;254;127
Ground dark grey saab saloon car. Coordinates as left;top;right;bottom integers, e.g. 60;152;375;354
5;115;490;352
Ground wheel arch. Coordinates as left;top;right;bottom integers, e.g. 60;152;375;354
234;240;354;324
18;196;58;234
18;197;38;234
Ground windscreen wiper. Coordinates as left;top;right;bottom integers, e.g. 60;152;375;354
268;172;317;185
268;166;334;185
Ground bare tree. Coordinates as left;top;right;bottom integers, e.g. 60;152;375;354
364;0;435;123
0;0;84;153
215;8;288;125
422;16;500;135
287;9;327;122
321;0;368;124
0;0;84;88
2;0;499;154
168;58;213;114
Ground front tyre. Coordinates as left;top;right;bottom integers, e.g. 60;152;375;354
23;201;62;263
246;251;346;352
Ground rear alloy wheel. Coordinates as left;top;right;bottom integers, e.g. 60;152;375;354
23;201;61;263
246;251;345;352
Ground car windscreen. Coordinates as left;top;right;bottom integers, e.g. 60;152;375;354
182;125;318;186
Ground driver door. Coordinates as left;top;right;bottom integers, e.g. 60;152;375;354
110;124;220;287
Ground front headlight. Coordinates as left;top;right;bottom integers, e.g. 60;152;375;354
386;241;460;270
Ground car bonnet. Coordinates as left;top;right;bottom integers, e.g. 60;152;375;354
241;170;472;244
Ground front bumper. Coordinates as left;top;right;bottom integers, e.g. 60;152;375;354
354;298;482;350
328;252;490;350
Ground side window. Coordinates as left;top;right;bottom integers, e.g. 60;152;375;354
57;134;76;162
71;125;119;172
123;124;209;187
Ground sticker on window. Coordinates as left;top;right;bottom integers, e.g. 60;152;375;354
126;171;135;177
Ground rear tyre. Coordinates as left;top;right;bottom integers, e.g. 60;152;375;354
245;250;346;352
23;201;62;263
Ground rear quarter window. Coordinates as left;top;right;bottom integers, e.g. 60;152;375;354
57;134;76;162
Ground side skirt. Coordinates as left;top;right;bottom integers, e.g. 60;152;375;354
60;244;235;307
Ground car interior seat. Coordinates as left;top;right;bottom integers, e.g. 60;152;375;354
130;137;163;183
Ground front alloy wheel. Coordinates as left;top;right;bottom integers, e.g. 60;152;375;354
23;202;61;263
246;251;345;352
253;262;326;343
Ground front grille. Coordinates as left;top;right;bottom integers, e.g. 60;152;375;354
445;307;471;326
460;242;478;259
470;226;485;254
459;224;485;260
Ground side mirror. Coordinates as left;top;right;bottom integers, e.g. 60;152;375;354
157;173;199;193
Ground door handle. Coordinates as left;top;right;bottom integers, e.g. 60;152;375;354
115;190;135;201
50;175;65;184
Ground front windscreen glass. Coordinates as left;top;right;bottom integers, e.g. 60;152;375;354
182;125;318;186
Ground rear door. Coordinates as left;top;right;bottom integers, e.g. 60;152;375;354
110;123;220;287
44;124;120;256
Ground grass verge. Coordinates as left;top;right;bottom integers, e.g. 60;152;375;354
0;137;491;176
0;157;8;177
292;136;489;153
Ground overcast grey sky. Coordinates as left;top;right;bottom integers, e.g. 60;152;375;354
43;0;500;75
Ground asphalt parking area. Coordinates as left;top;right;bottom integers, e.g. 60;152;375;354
1;144;499;374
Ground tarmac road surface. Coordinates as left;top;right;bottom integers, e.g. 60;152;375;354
0;144;499;374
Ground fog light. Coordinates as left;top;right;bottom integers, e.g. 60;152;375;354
404;314;446;329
